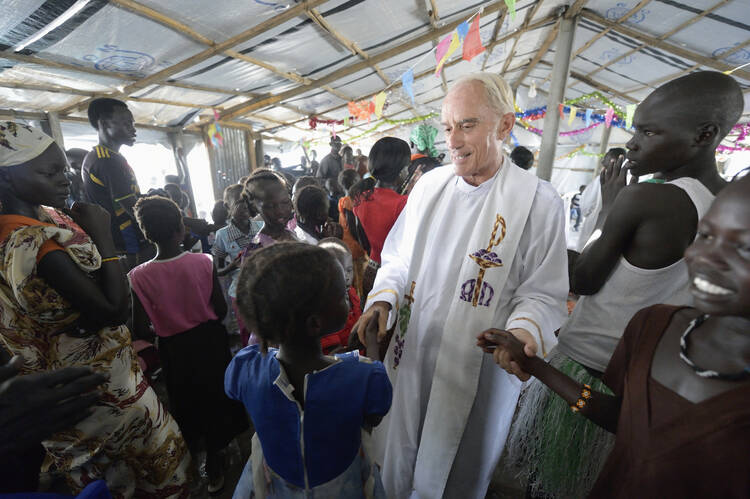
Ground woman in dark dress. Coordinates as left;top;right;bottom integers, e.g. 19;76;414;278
479;175;750;498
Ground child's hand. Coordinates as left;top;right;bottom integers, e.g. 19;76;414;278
476;328;538;381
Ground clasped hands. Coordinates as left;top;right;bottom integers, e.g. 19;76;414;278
476;328;539;381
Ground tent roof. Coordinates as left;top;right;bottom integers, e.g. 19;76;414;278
0;0;748;147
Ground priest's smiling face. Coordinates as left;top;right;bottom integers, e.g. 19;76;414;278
441;80;514;186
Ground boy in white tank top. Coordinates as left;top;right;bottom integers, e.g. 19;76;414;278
500;71;743;499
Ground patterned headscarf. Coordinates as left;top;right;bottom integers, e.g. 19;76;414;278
410;124;438;157
0;121;55;167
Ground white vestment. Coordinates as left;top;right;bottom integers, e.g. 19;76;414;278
366;159;568;499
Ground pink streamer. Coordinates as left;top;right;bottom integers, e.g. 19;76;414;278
560;122;602;136
604;107;615;128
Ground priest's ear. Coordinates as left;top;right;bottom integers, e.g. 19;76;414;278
497;112;515;141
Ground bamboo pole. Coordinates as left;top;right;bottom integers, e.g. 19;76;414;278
571;0;733;89
501;0;545;76
580;10;750;81
221;3;544;121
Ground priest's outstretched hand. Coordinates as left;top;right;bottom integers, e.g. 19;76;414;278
476;328;540;381
352;301;391;345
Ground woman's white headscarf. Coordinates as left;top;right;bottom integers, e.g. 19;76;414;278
0;122;55;167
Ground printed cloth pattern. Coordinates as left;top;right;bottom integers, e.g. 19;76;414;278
0;208;190;498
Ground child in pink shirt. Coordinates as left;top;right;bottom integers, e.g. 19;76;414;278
129;195;248;493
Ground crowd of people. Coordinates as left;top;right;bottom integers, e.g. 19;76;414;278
0;67;747;499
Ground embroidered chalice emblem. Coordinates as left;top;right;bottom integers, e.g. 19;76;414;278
464;215;506;307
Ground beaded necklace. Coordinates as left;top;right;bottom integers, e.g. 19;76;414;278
679;314;750;381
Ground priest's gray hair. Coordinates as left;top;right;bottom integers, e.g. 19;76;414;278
452;72;515;118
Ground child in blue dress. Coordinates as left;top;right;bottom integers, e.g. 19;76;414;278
225;242;391;498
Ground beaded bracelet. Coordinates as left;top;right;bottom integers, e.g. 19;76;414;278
101;256;120;263
570;383;593;413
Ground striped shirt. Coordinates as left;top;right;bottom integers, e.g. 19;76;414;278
82;145;142;252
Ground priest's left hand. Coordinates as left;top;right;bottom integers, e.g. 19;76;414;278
476;328;537;381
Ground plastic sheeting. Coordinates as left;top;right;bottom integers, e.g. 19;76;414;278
0;0;746;149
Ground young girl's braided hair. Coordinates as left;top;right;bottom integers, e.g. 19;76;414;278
235;242;340;353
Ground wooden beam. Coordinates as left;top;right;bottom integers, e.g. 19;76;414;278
255;14;558;133
564;0;590;19
220;1;515;121
482;5;508;71
0;80;321;133
581;10;750;81
513;20;561;88
569;71;639;103
572;0;653;60
304;8;417;115
59;0;330;115
501;0;545;76
623;38;750;95
106;2;338;120
425;0;448;94
573;0;733;87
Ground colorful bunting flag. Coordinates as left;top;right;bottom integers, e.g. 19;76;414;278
344;116;349;128
528;79;537;98
348;100;374;121
505;0;516;21
402;69;415;105
584;108;593;127
208;109;223;147
625;104;636;129
568;105;577;125
462;14;485;62
558;103;565;119
605;107;615;128
374;91;387;118
435;35;452;75
436;31;461;76
456;21;470;41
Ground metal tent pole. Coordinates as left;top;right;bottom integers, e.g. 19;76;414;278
536;14;578;181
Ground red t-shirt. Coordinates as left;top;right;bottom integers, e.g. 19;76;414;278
320;286;361;354
352;188;407;264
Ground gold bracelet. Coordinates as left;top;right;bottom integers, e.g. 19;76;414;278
570;383;593;413
101;256;120;263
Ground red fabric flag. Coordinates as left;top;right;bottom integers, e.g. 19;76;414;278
462;14;485;61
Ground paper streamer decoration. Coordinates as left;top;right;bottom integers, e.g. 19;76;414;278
528;80;537;98
348;100;374;121
462;14;486;62
457;21;469;41
584;108;593;127
208;109;223;147
344;116;349;128
436;31;461;76
604;107;615;128
625;104;636;129
332;112;439;144
434;35;452;76
568;105;577;125
402;69;415;105
309;116;345;130
567;91;625;119
558;103;565;119
374;91;387;118
505;0;516;20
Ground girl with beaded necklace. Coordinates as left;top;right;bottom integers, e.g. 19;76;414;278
478;175;750;498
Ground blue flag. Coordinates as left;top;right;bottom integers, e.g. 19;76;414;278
584;108;593;127
457;21;470;41
402;69;415;105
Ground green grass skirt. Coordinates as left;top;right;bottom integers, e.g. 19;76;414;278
504;349;615;498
